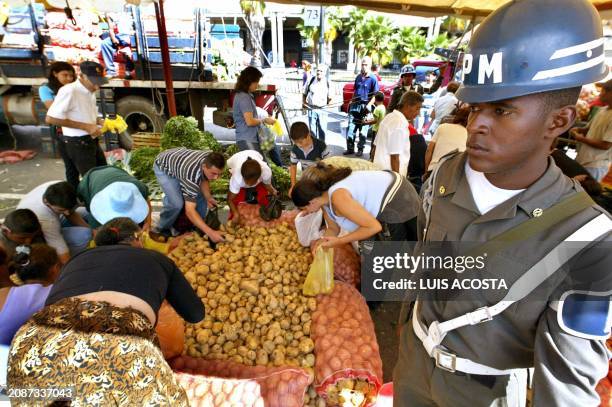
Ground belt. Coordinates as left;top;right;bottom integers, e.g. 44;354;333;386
61;135;94;142
411;302;515;375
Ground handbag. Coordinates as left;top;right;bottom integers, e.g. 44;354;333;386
204;206;221;231
259;195;283;221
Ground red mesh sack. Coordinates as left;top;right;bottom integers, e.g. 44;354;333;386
333;244;361;287
156;302;185;360
171;356;313;407
597;377;611;407
235;204;298;228
311;282;383;405
597;339;612;407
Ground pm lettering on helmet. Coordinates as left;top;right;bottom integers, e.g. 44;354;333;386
462;52;503;85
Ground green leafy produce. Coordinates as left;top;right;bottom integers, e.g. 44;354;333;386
224;143;239;158
270;163;291;200
128;147;161;184
161;116;222;152
209;178;230;200
202;130;222;153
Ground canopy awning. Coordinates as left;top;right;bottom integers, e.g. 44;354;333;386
268;0;612;19
3;0;156;14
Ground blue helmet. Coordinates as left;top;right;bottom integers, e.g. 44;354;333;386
400;64;416;78
456;0;608;103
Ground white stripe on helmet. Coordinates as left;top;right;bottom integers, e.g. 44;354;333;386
532;54;605;81
550;38;604;60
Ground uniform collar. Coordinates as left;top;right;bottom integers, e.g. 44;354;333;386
436;153;575;222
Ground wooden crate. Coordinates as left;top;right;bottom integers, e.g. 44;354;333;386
132;132;162;149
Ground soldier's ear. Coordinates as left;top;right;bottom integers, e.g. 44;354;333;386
547;105;577;139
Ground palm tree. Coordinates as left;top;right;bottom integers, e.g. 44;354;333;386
297;21;319;63
240;0;265;67
344;7;367;67
353;15;397;66
441;16;470;36
395;27;451;63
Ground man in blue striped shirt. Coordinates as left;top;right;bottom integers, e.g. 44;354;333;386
154;147;226;241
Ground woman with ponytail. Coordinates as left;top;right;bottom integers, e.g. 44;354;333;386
293;162;421;248
0;244;60;345
7;218;202;405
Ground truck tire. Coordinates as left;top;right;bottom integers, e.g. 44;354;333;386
116;96;166;136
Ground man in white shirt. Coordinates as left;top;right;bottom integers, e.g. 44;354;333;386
17;181;92;264
226;150;277;223
303;65;330;141
373;91;424;177
571;79;612;181
428;81;460;135
46;61;107;183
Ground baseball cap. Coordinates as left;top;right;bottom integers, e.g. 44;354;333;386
79;61;109;86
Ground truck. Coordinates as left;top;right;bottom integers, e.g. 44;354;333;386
0;3;286;142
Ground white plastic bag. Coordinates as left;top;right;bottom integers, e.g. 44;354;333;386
295;209;324;247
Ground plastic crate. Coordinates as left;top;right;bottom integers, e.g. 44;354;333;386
132;132;161;149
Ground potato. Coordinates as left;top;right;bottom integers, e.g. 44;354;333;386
239;280;259;295
176;220;319;370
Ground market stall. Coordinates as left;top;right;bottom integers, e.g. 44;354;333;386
148;207;382;407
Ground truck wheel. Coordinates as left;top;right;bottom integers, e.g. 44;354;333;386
116;96;166;135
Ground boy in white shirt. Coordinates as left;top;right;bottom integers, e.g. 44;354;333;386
227;150;277;223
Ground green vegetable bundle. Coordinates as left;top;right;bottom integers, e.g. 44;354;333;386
161;116;222;152
127;147;161;184
270;163;291;200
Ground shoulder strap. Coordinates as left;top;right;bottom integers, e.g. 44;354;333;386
305;76;316;95
422;152;458;240
472;191;595;258
378;171;403;216
430;212;612;341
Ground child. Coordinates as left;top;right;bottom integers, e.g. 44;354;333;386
367;92;387;161
289;122;331;194
227;150;277;223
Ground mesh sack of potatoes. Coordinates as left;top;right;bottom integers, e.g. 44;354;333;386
174;370;266;407
167;223;320;405
236;204;299;228
156;302;185;360
596;340;612;407
171;357;313;407
311;282;383;406
321;156;382;172
597;377;611;407
332;244;361;288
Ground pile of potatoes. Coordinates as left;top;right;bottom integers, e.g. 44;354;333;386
169;222;317;374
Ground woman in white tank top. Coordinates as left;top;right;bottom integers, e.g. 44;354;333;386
292;162;420;250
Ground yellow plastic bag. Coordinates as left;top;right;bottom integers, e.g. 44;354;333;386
303;247;334;296
267;119;284;136
142;231;171;254
101;115;128;134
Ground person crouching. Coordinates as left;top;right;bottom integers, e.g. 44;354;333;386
227;150;278;223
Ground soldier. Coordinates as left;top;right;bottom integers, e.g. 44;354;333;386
393;0;612;406
388;64;444;113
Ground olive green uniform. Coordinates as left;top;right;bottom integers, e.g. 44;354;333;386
394;153;612;406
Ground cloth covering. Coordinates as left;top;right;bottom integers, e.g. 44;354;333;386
7;298;188;406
